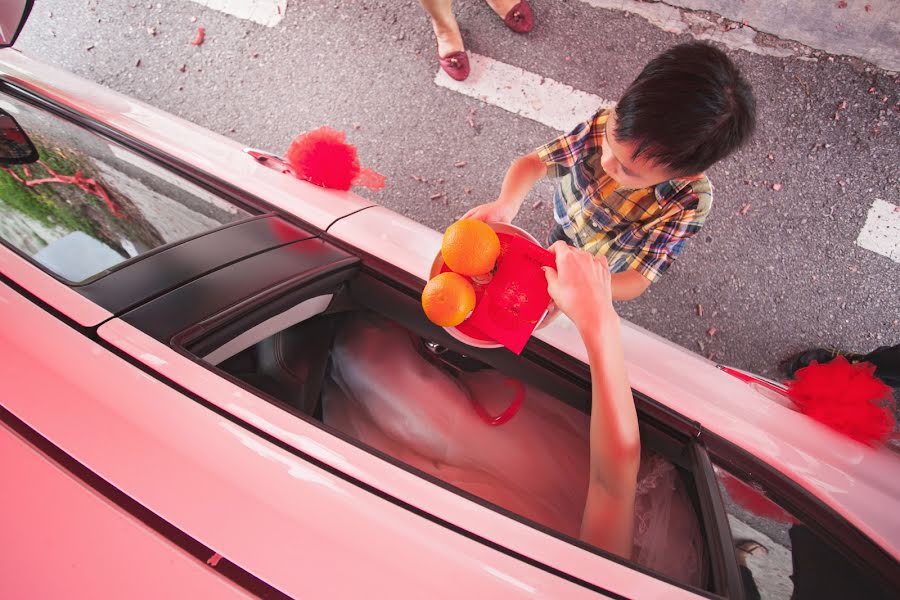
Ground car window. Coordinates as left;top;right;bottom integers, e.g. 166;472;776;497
0;95;250;283
200;275;719;593
711;462;891;600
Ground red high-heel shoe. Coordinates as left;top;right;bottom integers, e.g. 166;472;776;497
438;51;470;81
503;0;534;33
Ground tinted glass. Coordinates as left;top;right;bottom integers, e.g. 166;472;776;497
0;110;37;163
0;95;250;282
0;0;30;47
712;463;890;600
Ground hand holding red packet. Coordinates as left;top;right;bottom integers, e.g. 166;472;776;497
466;233;556;354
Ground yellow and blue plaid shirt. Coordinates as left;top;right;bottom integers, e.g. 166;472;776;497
536;108;712;282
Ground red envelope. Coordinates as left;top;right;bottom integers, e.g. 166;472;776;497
466;233;555;354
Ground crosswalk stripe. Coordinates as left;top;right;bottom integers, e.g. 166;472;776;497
434;53;613;132
856;199;900;263
187;0;286;27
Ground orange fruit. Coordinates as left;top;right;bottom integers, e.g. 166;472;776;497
441;219;501;277
422;272;476;327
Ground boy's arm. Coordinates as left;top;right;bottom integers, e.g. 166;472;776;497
610;270;652;301
463;109;607;223
615;186;712;300
462;152;547;223
544;243;641;558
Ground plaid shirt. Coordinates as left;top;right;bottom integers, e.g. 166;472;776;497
536;108;712;282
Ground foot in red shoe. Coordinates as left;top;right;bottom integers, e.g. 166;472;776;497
430;16;469;81
503;0;533;33
485;0;534;33
439;50;470;81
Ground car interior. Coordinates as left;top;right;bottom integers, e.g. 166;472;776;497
180;264;721;594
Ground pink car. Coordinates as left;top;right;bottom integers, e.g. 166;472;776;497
1;3;898;598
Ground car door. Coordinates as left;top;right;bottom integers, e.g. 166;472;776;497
0;108;615;600
93;210;747;598
0;45;350;596
695;431;900;599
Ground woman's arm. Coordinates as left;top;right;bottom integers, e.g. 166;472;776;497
578;314;640;556
544;243;641;558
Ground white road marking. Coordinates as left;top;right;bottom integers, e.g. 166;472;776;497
856;199;900;263
578;0;792;58
579;0;687;35
187;0;286;27
434;53;613;132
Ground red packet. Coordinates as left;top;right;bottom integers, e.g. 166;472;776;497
466;233;555;354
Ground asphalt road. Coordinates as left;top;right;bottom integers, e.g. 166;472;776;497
15;0;899;380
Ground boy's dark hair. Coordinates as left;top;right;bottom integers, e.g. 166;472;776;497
614;42;756;176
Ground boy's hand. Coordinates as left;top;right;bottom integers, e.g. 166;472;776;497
543;242;616;332
460;198;520;224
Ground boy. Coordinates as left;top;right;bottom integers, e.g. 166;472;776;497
463;42;756;300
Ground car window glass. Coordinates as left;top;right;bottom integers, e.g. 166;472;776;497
711;462;889;600
211;301;714;593
0;95;250;282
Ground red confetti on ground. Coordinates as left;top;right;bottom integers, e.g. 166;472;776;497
191;26;205;46
3;160;120;216
836;0;847;7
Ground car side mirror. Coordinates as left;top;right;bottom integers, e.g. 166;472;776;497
0;0;34;48
0;109;38;164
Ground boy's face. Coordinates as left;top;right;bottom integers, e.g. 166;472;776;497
600;110;683;189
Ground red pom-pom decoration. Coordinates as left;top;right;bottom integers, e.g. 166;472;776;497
285;126;384;191
787;356;895;446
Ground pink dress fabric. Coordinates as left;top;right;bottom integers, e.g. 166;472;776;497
322;316;703;586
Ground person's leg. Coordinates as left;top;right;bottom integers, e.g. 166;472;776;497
782;343;899;389
420;0;469;80
483;0;534;33
419;0;464;58
859;343;900;389
780;348;840;379
483;0;521;17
